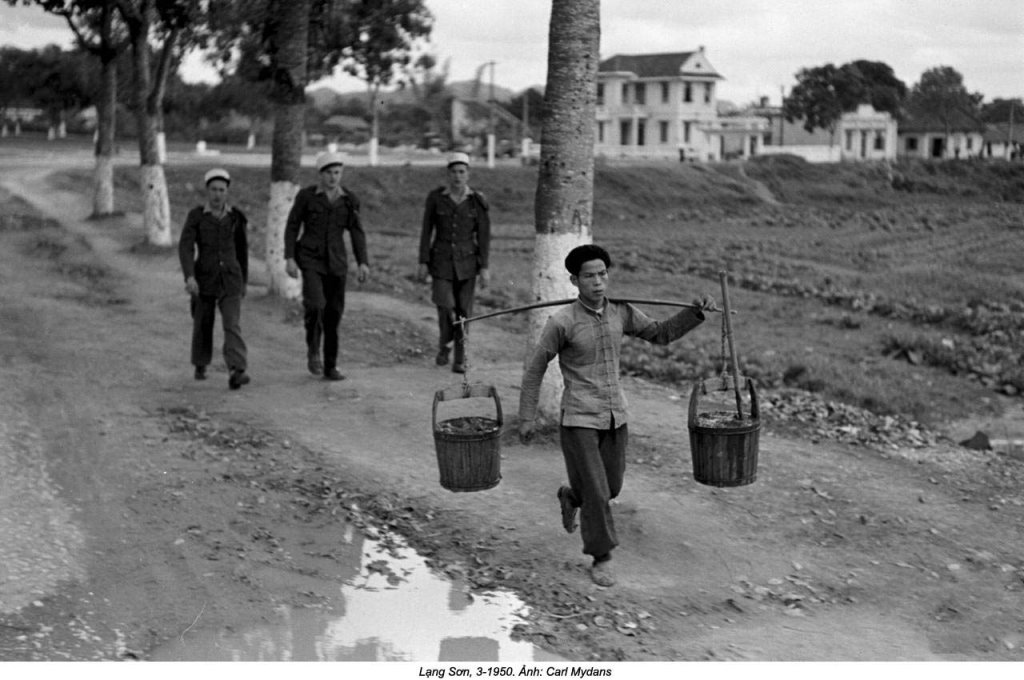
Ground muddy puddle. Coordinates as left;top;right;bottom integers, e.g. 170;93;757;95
151;523;563;662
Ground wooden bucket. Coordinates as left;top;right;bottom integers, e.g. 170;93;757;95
687;376;760;487
432;383;503;492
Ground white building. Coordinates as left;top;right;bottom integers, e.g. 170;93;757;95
595;48;766;162
898;109;987;160
755;103;898;163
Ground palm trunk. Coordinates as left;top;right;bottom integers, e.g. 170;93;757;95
264;0;310;299
526;0;600;423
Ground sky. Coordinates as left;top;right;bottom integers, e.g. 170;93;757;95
1;0;1022;106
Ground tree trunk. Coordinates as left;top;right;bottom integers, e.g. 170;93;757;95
129;4;172;246
264;0;310;299
92;54;118;217
150;29;177;166
526;0;600;423
368;85;380;166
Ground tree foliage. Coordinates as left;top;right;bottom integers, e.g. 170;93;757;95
0;44;94;124
0;46;36;111
842;60;907;117
783;59;908;134
329;0;433;93
907;66;983;128
981;97;1023;124
783;63;846;135
30;44;96;124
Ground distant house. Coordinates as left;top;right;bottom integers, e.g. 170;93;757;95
982;122;1024;160
595;48;766;161
898;109;986;160
753;102;897;163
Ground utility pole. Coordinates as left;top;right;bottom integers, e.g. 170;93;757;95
1008;100;1015;160
779;85;785;146
486;60;497;168
521;88;532;162
522;88;530;138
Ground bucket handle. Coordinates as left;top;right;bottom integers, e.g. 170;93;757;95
432;383;504;433
688;376;759;427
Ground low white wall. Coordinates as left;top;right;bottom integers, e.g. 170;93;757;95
759;145;841;163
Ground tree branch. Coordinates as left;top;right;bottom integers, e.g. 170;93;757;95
148;26;179;116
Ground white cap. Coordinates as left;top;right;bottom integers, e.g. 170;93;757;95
316;151;347;172
204;168;230;185
446;151;471;167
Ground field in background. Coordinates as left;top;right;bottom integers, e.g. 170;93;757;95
53;154;1024;428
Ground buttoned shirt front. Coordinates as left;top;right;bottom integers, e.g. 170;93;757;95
284;185;368;276
177;203;248;296
519;299;704;428
419;185;490;281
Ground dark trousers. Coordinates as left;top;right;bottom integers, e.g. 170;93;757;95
559;423;628;558
301;269;346;370
190;293;246;371
432;276;476;347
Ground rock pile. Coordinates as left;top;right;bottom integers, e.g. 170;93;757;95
759;388;942;451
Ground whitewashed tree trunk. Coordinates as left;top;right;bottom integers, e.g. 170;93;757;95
247;132;256;150
128;4;172;246
141;164;172;245
1;123;7;137
527;0;600;424
156;131;167;164
58;120;66;138
266;181;302;299
266;0;310;298
93;155;115;216
92;51;118;217
368;88;381;166
47;126;56;140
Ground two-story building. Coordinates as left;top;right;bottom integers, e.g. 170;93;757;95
595;48;767;161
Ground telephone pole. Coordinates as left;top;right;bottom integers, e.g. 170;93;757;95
1008;100;1015;160
486;61;497;168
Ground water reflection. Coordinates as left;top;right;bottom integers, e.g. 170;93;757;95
153;524;561;662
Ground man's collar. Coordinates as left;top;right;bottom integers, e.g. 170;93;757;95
576;296;607;316
442;186;474;198
203;203;232;215
315;185;346;196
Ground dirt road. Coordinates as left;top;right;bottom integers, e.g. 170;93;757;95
1;153;1023;662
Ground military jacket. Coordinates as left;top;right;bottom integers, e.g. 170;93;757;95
284;186;368;275
178;205;248;297
418;186;491;281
